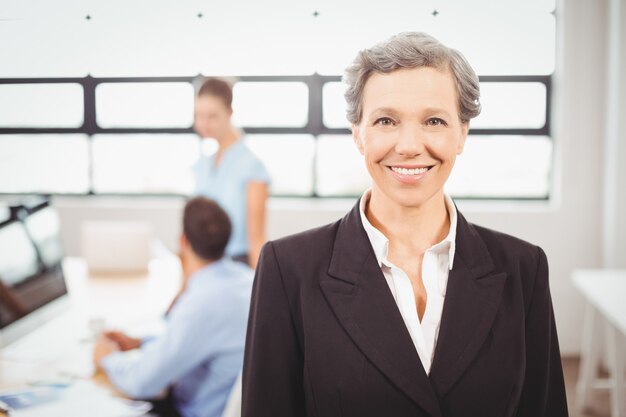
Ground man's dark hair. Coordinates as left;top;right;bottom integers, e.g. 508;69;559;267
183;197;231;261
197;78;233;109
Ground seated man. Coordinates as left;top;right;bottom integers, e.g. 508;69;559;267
93;197;253;417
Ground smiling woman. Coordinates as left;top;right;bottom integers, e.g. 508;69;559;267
242;32;569;417
353;67;469;211
351;66;470;323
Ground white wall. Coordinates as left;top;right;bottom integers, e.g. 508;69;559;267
46;0;623;356
616;13;626;266
604;0;626;268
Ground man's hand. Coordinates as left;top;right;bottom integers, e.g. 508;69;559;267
103;331;142;351
93;335;120;369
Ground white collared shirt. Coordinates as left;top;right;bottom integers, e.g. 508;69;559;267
359;189;457;375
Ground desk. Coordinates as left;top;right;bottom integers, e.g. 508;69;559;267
572;269;626;417
0;255;182;415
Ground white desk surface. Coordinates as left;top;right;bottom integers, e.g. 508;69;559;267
0;255;182;412
572;269;626;335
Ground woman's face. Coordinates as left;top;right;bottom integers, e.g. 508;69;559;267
352;66;469;208
193;95;233;139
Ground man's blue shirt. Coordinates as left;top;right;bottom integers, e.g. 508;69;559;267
102;258;253;417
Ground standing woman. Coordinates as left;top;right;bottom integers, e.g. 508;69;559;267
193;78;271;269
242;32;568;417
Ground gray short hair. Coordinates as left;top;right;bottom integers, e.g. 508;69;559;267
343;32;481;125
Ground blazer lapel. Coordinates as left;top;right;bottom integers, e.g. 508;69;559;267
428;209;507;398
321;200;443;417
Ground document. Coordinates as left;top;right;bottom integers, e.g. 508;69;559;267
0;381;150;417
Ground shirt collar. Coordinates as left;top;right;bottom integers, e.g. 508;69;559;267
187;257;231;289
358;189;457;270
209;138;245;165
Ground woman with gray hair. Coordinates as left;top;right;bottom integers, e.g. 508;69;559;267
242;32;568;417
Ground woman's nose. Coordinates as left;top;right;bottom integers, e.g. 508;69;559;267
395;125;426;156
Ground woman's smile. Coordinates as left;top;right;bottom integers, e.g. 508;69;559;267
386;164;435;184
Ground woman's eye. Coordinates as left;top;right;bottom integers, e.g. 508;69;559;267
427;118;447;126
374;117;394;126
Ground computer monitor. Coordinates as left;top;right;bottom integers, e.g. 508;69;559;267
0;204;68;347
23;205;64;269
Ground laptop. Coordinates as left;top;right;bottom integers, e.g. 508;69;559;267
81;220;152;274
0;201;69;348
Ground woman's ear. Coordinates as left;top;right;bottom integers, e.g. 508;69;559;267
352;124;365;155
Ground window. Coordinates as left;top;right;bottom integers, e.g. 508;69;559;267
91;134;198;194
232;82;309;128
465;82;547;130
447;136;553;198
323;83;349;129
245;135;316;196
0;0;555;200
316;135;370;197
0;135;89;194
0;84;84;128
96;83;194;128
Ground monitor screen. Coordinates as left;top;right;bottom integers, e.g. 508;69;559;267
23;206;64;268
0;221;39;286
0;213;68;330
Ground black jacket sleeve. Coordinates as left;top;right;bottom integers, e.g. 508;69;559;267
515;247;569;417
242;242;306;417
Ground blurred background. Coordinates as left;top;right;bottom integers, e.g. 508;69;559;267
0;0;625;415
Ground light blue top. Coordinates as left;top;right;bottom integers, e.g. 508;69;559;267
101;259;254;417
193;138;271;257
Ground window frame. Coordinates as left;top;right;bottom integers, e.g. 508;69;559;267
0;74;552;199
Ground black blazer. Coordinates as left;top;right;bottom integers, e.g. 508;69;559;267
242;199;568;417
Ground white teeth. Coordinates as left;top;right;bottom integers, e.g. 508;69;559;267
391;166;429;175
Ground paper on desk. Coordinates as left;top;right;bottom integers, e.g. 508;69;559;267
10;380;150;417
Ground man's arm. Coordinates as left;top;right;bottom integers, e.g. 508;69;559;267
97;297;218;399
